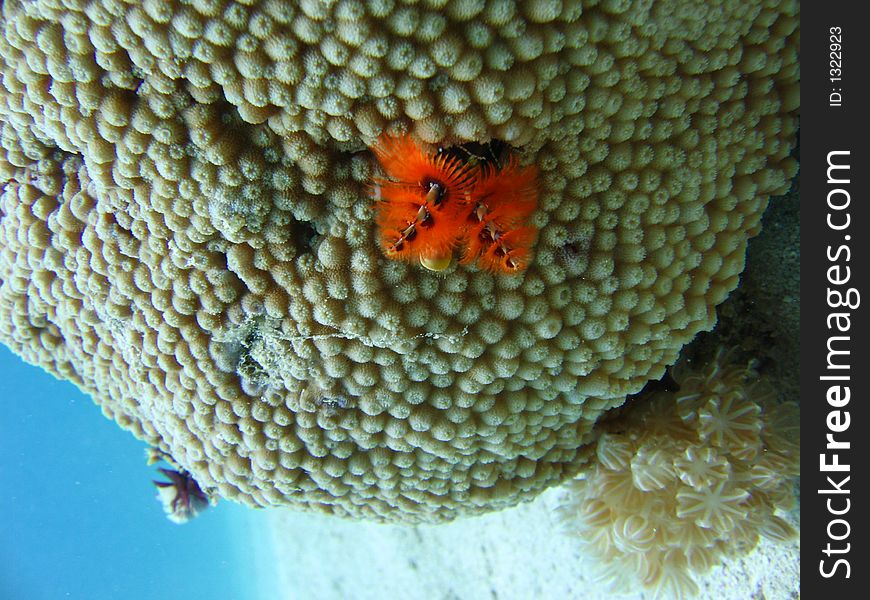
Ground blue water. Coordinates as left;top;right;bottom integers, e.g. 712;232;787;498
0;346;267;600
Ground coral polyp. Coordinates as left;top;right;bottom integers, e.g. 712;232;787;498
370;133;476;268
462;157;539;274
559;349;799;598
370;134;539;273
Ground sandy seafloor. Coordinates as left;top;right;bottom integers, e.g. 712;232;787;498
265;486;799;600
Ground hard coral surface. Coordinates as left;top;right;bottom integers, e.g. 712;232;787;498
0;0;799;522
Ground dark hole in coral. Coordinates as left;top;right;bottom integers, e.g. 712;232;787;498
559;242;582;260
318;395;349;416
436;139;510;169
291;219;318;255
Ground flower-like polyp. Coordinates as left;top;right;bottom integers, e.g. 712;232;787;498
559;348;799;598
462;157;539;274
153;467;210;524
370;133;476;270
370;133;539;273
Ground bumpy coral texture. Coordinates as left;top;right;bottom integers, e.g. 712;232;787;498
0;1;799;522
559;350;799;598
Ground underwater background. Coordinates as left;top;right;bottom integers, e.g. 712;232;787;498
1;344;272;600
